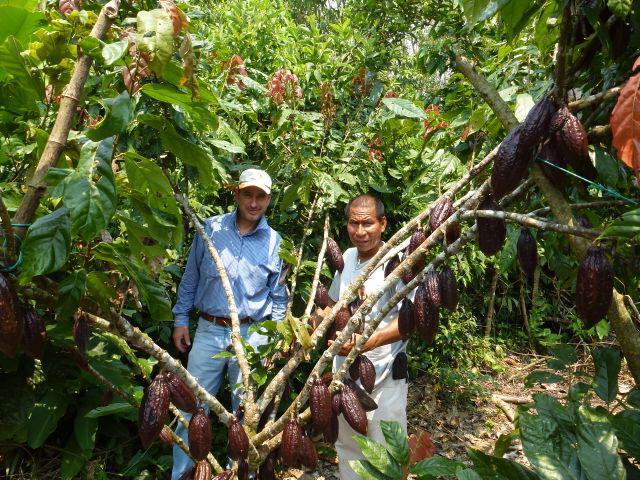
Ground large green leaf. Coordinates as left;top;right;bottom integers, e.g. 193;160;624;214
350;459;394;480
141;83;217;127
600;208;640;242
533;394;578;441
27;390;70;448
411;456;465;476
576;406;626;480
85;402;135;418
519;411;583;480
85;92;133;141
354;434;404;479
20;208;71;283
0;36;42;111
62;138;117;240
0;6;43;44
499;0;542;40
136;9;175;76
56;269;87;320
468;448;540;480
60;435;91;480
380;420;410;465
462;0;512;27
525;370;563;388
611;410;640;460
382;98;427;120
591;347;621;404
101;39;129;66
457;470;482;480
74;408;98;451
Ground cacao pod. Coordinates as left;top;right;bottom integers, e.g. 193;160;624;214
398;298;415;340
345;378;377;412
424;268;441;308
323;413;339;444
159;425;174;446
310;377;332;430
384;254;401;278
280;417;302;466
517;229;537;282
539;139;568;187
417;298;439;345
358;355;376;393
349;355;361;381
194;460;211;480
476;195;506;256
429;197;454;232
332;306;351;339
212;470;234;480
576;246;614;328
22;307;46;360
257;451;277;480
227;416;249;460
237;459;249;480
72;313;90;355
299;433;318;469
340;383;367;434
520;95;556;150
491;126;533;200
0;273;22;358
445;221;461;244
404;227;427;282
315;283;330;309
551;105;597;181
166;371;198;414
400;250;414;284
392;352;408;380
138;374;170;448
178;466;196;480
438;265;458;311
332;392;342;415
413;282;427;335
326;238;344;273
189;407;211;461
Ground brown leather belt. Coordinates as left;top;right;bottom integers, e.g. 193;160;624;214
199;311;252;326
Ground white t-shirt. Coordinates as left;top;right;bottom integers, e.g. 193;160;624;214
328;245;409;387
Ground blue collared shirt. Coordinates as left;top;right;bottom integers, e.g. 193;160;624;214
172;211;288;327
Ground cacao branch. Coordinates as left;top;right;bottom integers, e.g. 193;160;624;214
12;0;121;231
552;3;572;101
529;200;628;216
568;85;623;112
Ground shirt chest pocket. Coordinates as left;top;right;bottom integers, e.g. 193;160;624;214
201;257;221;279
243;263;271;296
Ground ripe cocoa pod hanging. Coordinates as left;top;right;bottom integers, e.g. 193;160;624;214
438;265;458;311
326;238;344;273
345;378;377;412
257;451;277;480
280;416;302;467
445;221;461;244
517;229;537;282
165;371;198;414
138;373;170;448
310;377;332;430
349;355;361;381
227;416;249;460
392;352;408;380
22;307;46;360
424;268;441;308
323;413;339;444
576;246;614;328
0;273;22;358
417;299;439;345
237;459;249;480
384;254;401;278
398;298;415;340
551;105;597;181
520;95;556;150
340;383;367;435
299;432;318;469
72;313;90;355
539;139;568;187
358;355;376;394
413;282;427;336
476;195;506;256
332;392;342;415
491;126;533;200
405;227;427;281
193;460;211;480
189;407;211;461
314;283;330;309
429;197;454;232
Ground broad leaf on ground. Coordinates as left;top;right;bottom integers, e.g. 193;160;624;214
591;347;621;404
576;406;626;480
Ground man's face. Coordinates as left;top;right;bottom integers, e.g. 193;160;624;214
347;202;387;256
235;186;271;223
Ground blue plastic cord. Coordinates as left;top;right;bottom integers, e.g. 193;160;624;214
535;156;639;205
0;233;23;272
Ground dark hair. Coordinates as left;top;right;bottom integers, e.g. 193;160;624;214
344;194;386;220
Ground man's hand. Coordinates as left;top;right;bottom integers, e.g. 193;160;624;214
173;326;191;353
328;332;365;356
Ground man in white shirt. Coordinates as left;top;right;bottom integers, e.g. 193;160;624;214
325;194;410;480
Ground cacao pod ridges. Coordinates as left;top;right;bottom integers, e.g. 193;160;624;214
517;228;537;283
227;416;249;460
280;416;302;467
309;377;332;431
189;407;212;462
575;246;614;329
476;195;506;257
340;383;367;435
166;371;198;414
138;374;171;448
491;125;533;200
22;307;46;360
326;238;344;273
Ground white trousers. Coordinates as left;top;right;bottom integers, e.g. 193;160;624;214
335;374;408;480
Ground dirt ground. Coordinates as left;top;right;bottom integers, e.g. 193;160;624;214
284;349;636;479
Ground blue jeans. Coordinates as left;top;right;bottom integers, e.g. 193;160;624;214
171;318;269;479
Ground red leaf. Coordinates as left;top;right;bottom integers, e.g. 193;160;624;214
408;430;436;464
610;62;640;185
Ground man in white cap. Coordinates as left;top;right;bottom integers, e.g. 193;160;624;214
171;168;288;479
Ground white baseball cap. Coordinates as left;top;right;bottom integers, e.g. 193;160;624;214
238;168;272;194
